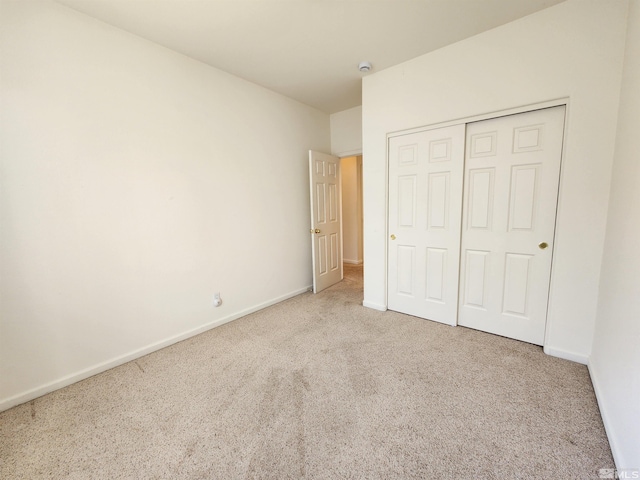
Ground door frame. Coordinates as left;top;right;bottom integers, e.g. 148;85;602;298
383;98;570;347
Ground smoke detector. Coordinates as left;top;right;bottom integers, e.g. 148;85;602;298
358;61;372;72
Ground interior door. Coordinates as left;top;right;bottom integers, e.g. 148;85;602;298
309;150;343;293
458;106;565;345
387;124;465;325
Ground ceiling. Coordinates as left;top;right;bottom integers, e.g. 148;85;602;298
55;0;566;114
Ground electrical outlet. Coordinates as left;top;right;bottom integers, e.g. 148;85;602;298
213;292;222;307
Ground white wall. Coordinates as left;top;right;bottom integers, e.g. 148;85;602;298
330;106;362;156
362;0;627;363
0;0;330;410
341;156;363;264
590;1;640;470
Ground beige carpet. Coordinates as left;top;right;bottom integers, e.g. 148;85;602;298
1;264;614;479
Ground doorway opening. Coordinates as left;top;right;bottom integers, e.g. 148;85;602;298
340;155;363;266
308;151;363;293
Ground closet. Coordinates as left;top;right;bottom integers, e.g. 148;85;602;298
387;106;565;345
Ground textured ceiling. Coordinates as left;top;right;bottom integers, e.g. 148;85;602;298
55;0;566;113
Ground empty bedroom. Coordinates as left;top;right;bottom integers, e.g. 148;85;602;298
1;0;638;478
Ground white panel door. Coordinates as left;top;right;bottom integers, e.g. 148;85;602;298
387;124;465;325
458;106;565;345
309;150;343;293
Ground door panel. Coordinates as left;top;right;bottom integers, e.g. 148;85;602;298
458;106;565;345
309;150;343;293
387;124;465;325
502;253;532;316
425;248;446;302
467;168;495;229
508;165;539;230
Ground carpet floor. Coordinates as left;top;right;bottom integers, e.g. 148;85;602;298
0;264;614;479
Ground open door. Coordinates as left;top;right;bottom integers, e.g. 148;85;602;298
309;150;343;293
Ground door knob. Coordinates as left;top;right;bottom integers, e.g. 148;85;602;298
538;242;549;250
315;229;321;234
390;234;396;240
310;229;314;233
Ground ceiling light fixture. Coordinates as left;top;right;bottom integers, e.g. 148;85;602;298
358;61;372;73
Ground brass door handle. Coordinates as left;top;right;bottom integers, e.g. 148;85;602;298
315;229;321;234
538;242;549;250
390;234;396;240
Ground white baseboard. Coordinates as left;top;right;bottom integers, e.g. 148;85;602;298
588;359;623;470
362;300;387;311
343;259;363;265
543;345;589;365
0;285;312;412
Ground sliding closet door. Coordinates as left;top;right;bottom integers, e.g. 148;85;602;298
387;124;465;325
458;106;565;345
